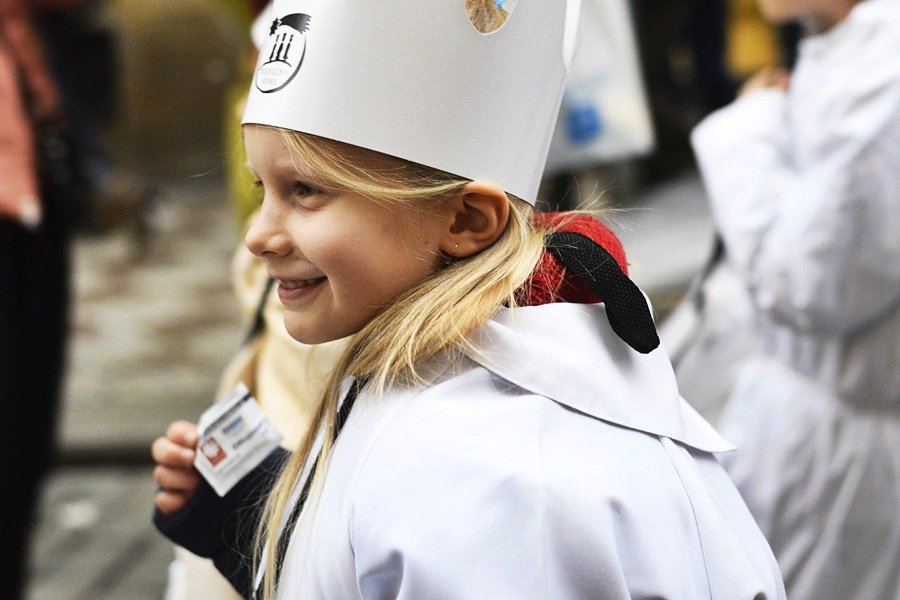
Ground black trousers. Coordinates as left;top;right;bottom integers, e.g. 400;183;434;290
0;190;70;599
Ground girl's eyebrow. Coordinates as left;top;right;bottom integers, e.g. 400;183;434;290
285;156;333;188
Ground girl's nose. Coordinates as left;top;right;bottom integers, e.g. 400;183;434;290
245;203;292;258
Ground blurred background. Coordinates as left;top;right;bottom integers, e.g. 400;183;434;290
0;0;795;598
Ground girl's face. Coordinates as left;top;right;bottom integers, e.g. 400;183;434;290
756;0;858;28
244;125;448;344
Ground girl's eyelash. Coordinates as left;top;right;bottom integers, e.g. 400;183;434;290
294;181;319;196
250;179;321;199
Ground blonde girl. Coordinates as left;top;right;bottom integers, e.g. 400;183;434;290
152;1;786;598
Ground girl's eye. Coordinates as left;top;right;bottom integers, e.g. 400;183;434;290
294;181;318;197
252;178;323;206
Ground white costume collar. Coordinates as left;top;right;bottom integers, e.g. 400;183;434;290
464;303;733;452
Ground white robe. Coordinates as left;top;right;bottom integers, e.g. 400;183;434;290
691;1;900;598
271;302;784;599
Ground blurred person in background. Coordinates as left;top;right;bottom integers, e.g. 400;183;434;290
32;0;116;229
0;0;73;597
691;0;900;597
658;0;793;422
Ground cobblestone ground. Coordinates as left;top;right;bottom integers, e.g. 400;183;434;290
28;467;174;600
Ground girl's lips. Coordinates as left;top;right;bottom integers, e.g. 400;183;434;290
276;277;326;302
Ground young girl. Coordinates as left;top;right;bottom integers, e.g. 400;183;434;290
152;1;785;598
691;0;900;598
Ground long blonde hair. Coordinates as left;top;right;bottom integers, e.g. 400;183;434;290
253;126;551;597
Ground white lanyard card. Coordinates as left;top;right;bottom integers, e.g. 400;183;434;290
194;384;283;496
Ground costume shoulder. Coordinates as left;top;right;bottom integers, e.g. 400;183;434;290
346;364;783;599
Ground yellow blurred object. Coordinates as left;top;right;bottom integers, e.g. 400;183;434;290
224;85;263;227
221;0;264;227
727;0;781;77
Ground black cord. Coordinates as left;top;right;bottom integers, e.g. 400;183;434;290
254;377;365;599
243;277;276;347
546;232;660;354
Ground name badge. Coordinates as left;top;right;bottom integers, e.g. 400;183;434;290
194;384;283;496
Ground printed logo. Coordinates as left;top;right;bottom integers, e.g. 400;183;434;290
255;13;312;93
200;436;227;466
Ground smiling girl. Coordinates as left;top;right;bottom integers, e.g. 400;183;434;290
151;2;785;598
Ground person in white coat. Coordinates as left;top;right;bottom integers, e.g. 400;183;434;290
150;1;786;598
690;0;900;598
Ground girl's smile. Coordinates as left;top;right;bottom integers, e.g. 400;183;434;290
274;276;327;303
243;125;449;345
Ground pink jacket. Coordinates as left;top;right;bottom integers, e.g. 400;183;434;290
0;0;60;223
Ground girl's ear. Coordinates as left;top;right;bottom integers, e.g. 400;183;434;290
439;181;510;258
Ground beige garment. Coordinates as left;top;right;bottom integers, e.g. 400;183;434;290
168;243;346;600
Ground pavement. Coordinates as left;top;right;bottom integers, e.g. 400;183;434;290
26;176;243;600
59;179;243;462
24;169;715;600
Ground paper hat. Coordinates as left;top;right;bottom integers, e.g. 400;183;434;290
242;0;579;204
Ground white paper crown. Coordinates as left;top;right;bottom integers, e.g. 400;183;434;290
242;0;578;204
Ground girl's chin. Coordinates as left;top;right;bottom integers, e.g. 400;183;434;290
282;317;357;346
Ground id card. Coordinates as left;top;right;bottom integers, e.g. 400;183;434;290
194;384;283;496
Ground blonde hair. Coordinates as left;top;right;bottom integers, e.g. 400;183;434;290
254;127;551;598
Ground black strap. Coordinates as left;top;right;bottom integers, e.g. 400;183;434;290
546;231;660;354
255;377;365;599
691;235;725;314
243;277;276;347
666;235;724;369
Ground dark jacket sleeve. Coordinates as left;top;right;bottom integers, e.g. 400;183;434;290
153;447;290;598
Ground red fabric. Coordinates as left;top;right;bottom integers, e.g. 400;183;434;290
0;0;51;220
516;212;628;307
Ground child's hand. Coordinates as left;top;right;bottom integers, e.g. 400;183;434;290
739;67;790;97
152;421;201;514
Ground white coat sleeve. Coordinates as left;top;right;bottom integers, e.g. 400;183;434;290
691;78;900;335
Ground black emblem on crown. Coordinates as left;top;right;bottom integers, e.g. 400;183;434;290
255;13;312;94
